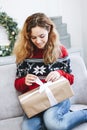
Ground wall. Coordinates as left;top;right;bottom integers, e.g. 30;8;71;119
58;0;83;48
81;0;87;67
0;0;60;28
58;0;87;67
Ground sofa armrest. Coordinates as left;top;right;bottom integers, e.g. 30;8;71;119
70;55;87;104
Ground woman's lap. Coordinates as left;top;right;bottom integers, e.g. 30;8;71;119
22;99;87;130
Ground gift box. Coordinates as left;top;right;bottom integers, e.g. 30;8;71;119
18;77;74;118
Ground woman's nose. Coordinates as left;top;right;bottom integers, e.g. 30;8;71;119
36;37;41;43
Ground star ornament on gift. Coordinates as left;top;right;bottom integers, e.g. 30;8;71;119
33;65;46;75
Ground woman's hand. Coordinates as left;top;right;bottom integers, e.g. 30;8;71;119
45;71;60;82
25;74;38;86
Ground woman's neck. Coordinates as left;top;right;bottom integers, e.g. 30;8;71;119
33;47;44;58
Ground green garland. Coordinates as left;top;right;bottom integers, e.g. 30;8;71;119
0;12;19;56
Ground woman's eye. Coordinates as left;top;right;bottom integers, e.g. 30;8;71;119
31;34;46;40
40;34;45;38
31;37;36;40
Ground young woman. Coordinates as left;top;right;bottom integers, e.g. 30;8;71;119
13;13;87;130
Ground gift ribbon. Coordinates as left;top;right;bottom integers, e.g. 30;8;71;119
35;78;57;106
20;78;58;106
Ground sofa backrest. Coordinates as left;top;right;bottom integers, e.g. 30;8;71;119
0;56;23;120
70;54;87;104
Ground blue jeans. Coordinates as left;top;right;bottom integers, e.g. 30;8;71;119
22;99;87;130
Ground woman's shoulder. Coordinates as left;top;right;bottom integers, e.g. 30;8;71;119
60;45;68;58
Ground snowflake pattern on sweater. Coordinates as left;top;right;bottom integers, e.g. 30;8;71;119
16;56;72;79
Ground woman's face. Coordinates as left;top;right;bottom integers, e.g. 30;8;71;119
30;26;49;49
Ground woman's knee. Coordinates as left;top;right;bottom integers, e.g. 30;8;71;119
43;100;71;130
43;117;70;130
43;99;70;121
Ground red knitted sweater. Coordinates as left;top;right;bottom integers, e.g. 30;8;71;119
15;46;74;93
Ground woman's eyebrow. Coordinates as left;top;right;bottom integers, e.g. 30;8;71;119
31;33;46;37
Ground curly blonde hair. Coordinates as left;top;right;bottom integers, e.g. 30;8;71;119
13;13;61;64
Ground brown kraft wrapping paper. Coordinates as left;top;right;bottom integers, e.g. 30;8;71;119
18;77;74;118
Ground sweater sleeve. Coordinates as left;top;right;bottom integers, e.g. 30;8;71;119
57;45;74;85
58;70;74;85
15;77;29;93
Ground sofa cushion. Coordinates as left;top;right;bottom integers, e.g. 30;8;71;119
0;63;23;120
72;123;87;130
0;116;23;130
70;104;87;111
70;55;87;104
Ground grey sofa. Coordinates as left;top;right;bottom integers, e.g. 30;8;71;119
0;54;87;130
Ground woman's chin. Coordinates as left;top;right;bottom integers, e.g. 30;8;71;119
37;45;44;49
